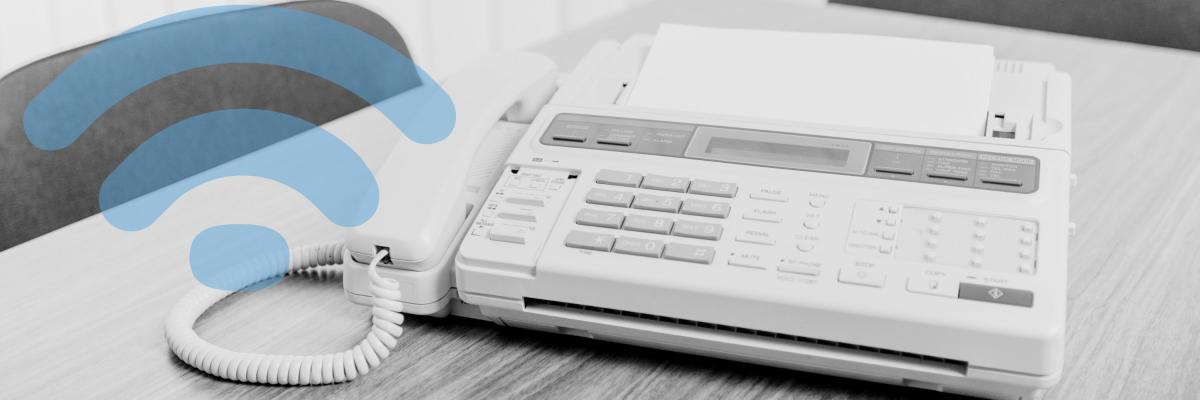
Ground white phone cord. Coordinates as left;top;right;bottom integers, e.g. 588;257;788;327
164;243;403;385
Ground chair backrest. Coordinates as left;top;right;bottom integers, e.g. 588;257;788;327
0;0;418;252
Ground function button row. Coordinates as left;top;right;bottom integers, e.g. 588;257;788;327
585;188;730;219
574;208;723;241
593;169;737;198
564;230;715;264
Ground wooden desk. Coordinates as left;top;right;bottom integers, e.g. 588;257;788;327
3;1;1199;398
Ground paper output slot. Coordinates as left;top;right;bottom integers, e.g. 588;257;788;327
874;166;915;176
926;172;968;181
524;298;969;371
980;178;1023;187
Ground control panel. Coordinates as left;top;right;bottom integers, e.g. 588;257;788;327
541;113;1041;193
466;165;1041;309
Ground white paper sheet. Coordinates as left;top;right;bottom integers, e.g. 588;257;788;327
627;24;996;136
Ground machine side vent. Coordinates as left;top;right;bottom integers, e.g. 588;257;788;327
525;298;968;370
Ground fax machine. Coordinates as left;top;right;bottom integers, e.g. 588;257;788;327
340;35;1072;399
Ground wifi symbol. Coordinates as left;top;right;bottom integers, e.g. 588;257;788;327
23;5;455;290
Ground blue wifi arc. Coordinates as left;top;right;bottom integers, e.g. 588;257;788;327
24;5;455;290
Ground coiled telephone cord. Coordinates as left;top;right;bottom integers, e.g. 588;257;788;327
164;243;403;384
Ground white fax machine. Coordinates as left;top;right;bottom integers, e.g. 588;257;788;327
340;34;1072;400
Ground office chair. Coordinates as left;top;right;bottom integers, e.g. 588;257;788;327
0;0;417;252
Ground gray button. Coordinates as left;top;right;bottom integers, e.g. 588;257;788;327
663;243;716;264
564;230;615;252
551;133;587;143
596;136;633;146
641;175;690;192
958;283;1034;307
672;220;723;240
488;225;528;244
613;237;665;258
623;214;673;235
632;194;682;213
688;180;738;198
497;210;536;222
594;169;642;187
584;188;634;208
575;209;624;229
680;200;731;218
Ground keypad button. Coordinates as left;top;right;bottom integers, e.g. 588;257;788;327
672;220;723;240
613;237;665;258
488;225;528;244
623;215;674;235
688;180;738;198
808;198;827;208
663;243;716;264
585;188;634;208
958;283;1034;307
594;169;642;187
575;209;624;229
838;267;886;287
796;241;815;252
641;174;690;192
632;194;683;213
564;230;615;252
680;200;731;218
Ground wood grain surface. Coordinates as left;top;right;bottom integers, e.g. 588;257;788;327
2;1;1199;399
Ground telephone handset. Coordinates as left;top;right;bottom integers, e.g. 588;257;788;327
346;54;557;270
164;52;558;385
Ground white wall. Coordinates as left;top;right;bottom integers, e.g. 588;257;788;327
0;0;823;79
0;0;649;80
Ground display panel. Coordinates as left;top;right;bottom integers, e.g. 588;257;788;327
685;126;871;175
704;137;851;167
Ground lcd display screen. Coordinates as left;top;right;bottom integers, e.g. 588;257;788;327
704;137;850;167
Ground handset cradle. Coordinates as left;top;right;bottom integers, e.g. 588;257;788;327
346;52;557;271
